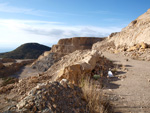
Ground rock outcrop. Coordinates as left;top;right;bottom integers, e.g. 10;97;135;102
93;9;150;49
93;9;150;61
31;37;104;72
109;8;150;48
45;50;113;84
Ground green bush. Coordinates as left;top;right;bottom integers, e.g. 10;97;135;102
93;74;101;80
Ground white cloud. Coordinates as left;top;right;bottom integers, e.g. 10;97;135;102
0;19;122;49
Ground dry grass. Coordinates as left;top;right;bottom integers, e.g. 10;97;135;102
0;58;16;63
80;77;113;113
2;77;18;86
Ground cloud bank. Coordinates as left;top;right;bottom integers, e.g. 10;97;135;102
0;19;122;48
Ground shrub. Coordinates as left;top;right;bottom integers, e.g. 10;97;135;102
80;77;113;113
2;77;18;86
93;74;101;80
0;58;16;63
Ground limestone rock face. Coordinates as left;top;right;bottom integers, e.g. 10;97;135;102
45;50;103;84
109;8;150;48
51;37;103;53
31;37;104;72
93;9;150;50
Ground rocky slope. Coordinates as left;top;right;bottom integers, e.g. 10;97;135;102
110;8;150;48
93;9;150;60
8;81;89;113
31;37;104;72
0;49;113;113
0;43;51;59
93;9;150;49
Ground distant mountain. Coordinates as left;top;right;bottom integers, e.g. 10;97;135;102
0;43;51;59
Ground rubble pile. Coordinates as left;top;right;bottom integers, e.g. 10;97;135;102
9;81;89;113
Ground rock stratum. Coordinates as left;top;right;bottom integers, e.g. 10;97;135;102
31;37;104;72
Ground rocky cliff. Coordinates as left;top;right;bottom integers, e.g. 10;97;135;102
93;9;150;49
109;8;150;48
51;37;103;53
93;9;150;60
31;37;104;71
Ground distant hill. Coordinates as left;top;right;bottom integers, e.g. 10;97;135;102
0;43;51;59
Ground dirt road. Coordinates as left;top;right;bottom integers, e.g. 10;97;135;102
11;65;41;79
103;52;150;113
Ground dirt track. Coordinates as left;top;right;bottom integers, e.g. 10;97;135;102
11;65;41;79
103;52;150;113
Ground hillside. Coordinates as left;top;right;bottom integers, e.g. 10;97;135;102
0;43;51;59
104;8;150;48
93;9;150;61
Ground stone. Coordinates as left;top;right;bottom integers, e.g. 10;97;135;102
31;37;103;72
127;46;137;52
29;76;39;83
51;50;100;84
16;100;26;109
53;104;57;109
140;42;148;49
114;49;119;54
60;79;69;85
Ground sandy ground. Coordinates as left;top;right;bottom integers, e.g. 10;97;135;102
11;65;41;79
103;52;150;113
0;65;41;112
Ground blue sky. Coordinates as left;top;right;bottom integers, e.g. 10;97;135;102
0;0;150;52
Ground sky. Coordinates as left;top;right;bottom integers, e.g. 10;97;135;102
0;0;150;52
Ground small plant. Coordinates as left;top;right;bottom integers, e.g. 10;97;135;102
2;77;18;86
111;68;117;74
80;77;113;113
93;74;101;80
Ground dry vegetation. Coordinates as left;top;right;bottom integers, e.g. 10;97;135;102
79;56;116;113
0;58;16;63
80;77;113;113
1;77;18;86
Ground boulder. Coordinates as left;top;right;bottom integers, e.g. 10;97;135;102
31;37;104;72
52;50;100;84
45;50;113;85
127;46;137;52
140;42;148;49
